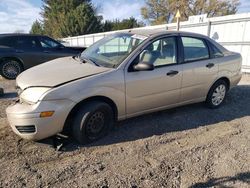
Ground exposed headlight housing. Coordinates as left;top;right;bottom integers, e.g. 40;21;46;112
20;87;51;104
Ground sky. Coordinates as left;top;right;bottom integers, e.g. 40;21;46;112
0;0;249;34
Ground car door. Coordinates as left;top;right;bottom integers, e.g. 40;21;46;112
14;36;45;69
37;36;75;62
180;36;219;103
125;36;183;117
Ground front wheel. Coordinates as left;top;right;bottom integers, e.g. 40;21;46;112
0;59;23;80
206;80;228;109
72;101;114;144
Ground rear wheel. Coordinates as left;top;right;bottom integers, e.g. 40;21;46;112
0;59;23;80
206;80;228;108
72;101;114;144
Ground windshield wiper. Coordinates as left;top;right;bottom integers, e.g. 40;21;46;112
73;55;82;62
80;57;100;67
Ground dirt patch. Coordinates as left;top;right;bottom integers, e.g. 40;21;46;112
0;75;249;188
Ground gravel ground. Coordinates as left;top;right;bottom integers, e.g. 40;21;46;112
0;75;250;188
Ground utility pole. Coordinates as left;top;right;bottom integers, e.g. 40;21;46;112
176;9;181;31
0;87;3;95
175;1;181;31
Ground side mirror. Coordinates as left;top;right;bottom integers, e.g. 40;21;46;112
57;45;65;50
96;48;100;54
133;62;154;71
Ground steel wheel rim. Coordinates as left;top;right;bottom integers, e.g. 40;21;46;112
86;111;105;138
212;84;226;106
2;60;21;79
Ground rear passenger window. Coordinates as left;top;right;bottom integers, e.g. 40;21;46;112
182;37;209;62
0;37;15;47
15;37;40;49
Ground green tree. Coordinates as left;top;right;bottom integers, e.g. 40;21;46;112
30;1;145;37
141;0;240;25
30;20;44;35
102;20;113;32
60;3;103;37
41;0;102;38
103;17;144;32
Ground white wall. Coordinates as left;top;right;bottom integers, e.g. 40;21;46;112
63;13;250;72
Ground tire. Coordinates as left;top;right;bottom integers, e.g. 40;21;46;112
0;59;23;80
72;101;114;144
206;80;228;109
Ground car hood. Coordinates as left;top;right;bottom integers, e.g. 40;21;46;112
17;57;112;89
66;46;86;52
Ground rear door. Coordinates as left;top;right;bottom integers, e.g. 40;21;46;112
180;36;219;103
0;36;15;47
0;36;16;56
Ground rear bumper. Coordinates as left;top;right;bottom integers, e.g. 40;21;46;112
6;99;76;140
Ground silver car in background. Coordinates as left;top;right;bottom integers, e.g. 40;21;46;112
6;30;242;144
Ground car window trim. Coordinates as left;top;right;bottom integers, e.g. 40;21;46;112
179;35;211;64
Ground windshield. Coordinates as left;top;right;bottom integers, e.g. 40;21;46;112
81;33;148;68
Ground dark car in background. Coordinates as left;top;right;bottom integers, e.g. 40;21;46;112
0;34;86;79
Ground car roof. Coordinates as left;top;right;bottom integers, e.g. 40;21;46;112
0;30;206;39
0;33;45;37
129;29;229;53
126;29;208;39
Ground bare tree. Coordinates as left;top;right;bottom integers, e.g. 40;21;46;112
141;0;240;25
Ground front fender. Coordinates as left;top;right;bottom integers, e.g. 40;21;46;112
70;86;126;120
41;69;126;119
42;85;126;120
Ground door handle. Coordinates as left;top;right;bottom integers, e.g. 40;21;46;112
15;49;24;53
206;63;215;68
166;70;179;76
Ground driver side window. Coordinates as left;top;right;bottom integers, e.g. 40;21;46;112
138;37;177;68
38;37;61;49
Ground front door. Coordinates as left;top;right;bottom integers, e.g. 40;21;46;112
125;36;182;117
37;36;73;62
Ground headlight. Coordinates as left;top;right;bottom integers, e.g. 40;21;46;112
20;87;51;104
